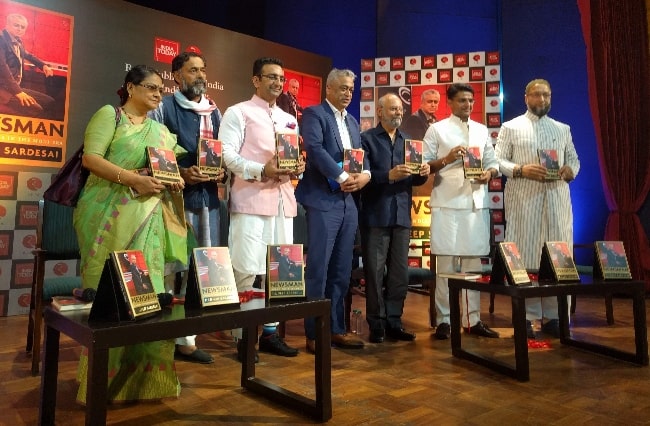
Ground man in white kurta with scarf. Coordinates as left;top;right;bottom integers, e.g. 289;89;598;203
220;57;304;361
495;78;580;338
423;83;500;340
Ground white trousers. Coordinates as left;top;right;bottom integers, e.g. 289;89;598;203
435;255;482;327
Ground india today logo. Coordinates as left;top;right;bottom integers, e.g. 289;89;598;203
487;82;500;96
361;59;374;71
437;69;452;83
13;262;33;286
375;73;389;85
486;51;500;65
154;37;180;64
453;53;468;67
470;67;485;81
406;71;420;84
18;204;38;228
391;57;404;70
422;56;436;68
0;174;16;198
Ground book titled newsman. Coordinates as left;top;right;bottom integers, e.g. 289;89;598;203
146;146;182;184
463;146;483;180
89;250;161;322
404;139;423;174
489;241;530;286
343;148;364;174
538;241;580;283
266;244;305;301
185;247;240;309
594;241;632;280
197;138;223;178
275;131;300;171
537;148;560;180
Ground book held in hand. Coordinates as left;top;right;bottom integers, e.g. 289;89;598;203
89;249;161;322
404;139;423;174
146;146;182;184
197;138;223;178
343;148;364;173
185;247;240;309
267;244;305;301
276;131;300;170
51;295;93;312
463;146;483;180
594;241;632;280
537;148;560;180
538;241;580;283
490;242;530;285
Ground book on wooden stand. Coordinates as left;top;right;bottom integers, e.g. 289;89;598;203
197;138;223;178
593;241;632;280
463;146;483;180
489;242;530;285
89;250;161;322
538;241;580;283
266;244;305;302
437;272;482;280
404;139;423;174
537;148;560;180
276;131;300;171
51;296;93;312
185;247;240;310
146;146;182;184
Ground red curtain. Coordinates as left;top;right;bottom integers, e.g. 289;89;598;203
577;0;650;288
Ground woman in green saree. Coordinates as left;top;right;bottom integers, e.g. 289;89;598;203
73;65;187;403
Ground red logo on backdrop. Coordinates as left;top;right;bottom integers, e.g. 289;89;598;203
406;71;420;84
18;204;38;227
492;194;501;203
26;177;42;191
18;293;31;307
378;59;387;68
375;73;389;85
487;82;500;96
490;131;499;138
440;56;449;64
13;262;33;286
23;234;36;249
489;67;499;77
490;99;499;107
360;88;373;100
53;262;69;276
0;205;6;218
408;258;422;268
486;51;500;65
487;113;501;127
363;104;371;112
363;74;371;82
391;57;404;70
457;70;465;78
186;45;201;54
361;59;374;71
409;58;417;66
493;227;502;236
0;232;11;257
0;174;16;198
422;56;436;68
469;67;484;81
425;72;433;80
492;210;504;223
472;53;482;63
154;37;180;64
453;54;468;67
437;69;452;83
424;247;431;256
489;178;502;191
393;74;402;81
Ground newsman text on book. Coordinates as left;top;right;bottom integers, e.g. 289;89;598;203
198;138;223;178
276;132;300;170
146;146;182;184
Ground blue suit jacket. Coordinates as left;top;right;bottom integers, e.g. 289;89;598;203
296;101;369;211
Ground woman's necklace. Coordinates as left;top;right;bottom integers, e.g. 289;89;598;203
121;108;146;125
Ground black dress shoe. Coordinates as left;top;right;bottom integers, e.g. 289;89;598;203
259;333;299;357
526;320;536;339
434;322;451;340
541;319;560;338
369;329;385;343
464;321;499;338
386;328;416;341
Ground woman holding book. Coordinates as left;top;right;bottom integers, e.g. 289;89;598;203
73;65;188;403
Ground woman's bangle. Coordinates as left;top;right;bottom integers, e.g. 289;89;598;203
117;168;125;184
441;158;447;167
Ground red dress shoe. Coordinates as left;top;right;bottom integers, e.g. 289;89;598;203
331;333;364;349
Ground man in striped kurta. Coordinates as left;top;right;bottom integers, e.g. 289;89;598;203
495;79;580;338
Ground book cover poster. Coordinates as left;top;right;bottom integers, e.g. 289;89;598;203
595;241;632;279
463;146;482;179
267;244;305;300
343;148;364;173
113;250;161;318
494;241;529;285
404;139;423;173
193;247;239;307
198;138;222;177
276;132;300;170
538;149;560;180
146;146;181;184
541;241;580;282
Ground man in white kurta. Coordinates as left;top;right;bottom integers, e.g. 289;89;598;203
423;83;500;340
220;57;304;359
495;78;580;338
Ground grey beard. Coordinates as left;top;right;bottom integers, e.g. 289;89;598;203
391;117;403;128
180;78;207;99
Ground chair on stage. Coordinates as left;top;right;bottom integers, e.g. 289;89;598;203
25;199;81;376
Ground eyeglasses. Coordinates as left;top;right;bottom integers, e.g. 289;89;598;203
259;74;286;83
137;83;165;95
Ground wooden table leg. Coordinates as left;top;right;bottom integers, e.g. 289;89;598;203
85;344;109;425
314;308;332;421
632;290;649;365
511;296;530;381
39;324;60;425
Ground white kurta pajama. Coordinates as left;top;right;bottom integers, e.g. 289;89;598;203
423;115;499;327
495;110;580;321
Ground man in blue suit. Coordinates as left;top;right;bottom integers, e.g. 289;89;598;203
359;93;430;344
296;68;370;353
